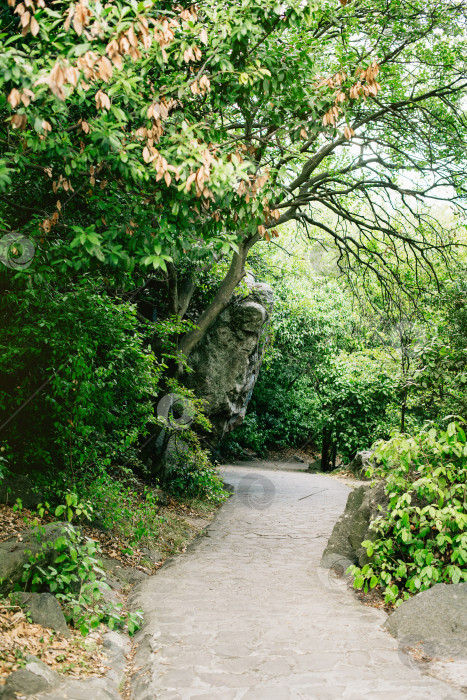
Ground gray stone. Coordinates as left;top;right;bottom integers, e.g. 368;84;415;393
102;631;130;686
0;656;60;698
348;450;374;478
186;276;273;439
140;546;163;564
129;464;464;699
12;592;70;637
320;481;388;569
0;473;42;509
384;583;467;660
99;555;149;589
0;522;76;594
34;677;119;700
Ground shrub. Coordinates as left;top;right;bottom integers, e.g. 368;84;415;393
349;421;467;605
165;433;228;503
21;519;143;636
0;285;159;477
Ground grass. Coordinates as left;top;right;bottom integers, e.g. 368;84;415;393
156;497;218;556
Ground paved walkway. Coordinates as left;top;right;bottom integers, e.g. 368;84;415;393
131;465;464;699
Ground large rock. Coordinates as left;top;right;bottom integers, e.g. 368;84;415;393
0;522;76;593
320;482;387;571
0;473;42;509
187;276;273;439
12;592;70;637
384;583;467;660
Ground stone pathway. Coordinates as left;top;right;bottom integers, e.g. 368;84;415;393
130;465;464;699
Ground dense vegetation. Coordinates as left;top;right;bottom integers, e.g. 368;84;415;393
0;0;467;631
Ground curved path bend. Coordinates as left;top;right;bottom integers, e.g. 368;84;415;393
130;464;464;700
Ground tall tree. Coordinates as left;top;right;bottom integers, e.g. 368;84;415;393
1;0;466;356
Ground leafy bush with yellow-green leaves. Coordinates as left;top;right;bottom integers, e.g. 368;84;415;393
349;421;467;606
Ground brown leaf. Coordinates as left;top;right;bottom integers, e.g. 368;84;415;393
10;113;27;129
7;89;21;109
95;90;110;110
97;56;113;83
30;15;39;36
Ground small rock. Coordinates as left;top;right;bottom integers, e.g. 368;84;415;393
0;656;60;698
291;455;305;463
103;631;130;686
100;556;149;588
12;592;70;637
348;450;373;478
140;547;163;564
97;581;122;606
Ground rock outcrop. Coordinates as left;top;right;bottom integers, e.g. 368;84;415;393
0;656;61;699
320;482;388;571
186;276;273;439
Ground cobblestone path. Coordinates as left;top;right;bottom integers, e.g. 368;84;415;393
131;465;464;699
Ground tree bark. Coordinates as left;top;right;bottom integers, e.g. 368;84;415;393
321;427;332;472
166;262;179;316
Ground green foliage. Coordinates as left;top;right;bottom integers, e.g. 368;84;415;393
21;520;143;636
165;433;228;504
349;421;467;605
0;284;159;476
1;0;466;289
37;491;94;524
225;235;396;464
77;474;165;547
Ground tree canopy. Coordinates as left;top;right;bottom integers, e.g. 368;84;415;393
2;0;467;343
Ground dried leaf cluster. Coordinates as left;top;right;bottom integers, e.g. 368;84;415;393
319;62;381;137
0;606;108;681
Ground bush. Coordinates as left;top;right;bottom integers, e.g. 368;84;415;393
0;285;159;477
165;433;228;503
21;517;143;636
349;421;467;605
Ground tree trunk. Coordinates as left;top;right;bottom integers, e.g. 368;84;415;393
321;427;331;471
178;234;259;360
331;442;337;470
400;386;408;432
